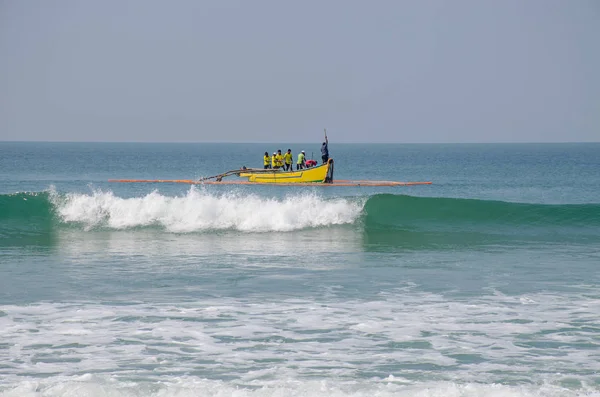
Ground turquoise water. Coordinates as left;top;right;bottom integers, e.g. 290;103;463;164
1;142;600;396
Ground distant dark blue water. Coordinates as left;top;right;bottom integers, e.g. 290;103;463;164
1;142;600;396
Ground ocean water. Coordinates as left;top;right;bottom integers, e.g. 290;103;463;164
1;142;600;397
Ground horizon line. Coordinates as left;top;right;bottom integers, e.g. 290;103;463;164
2;140;599;145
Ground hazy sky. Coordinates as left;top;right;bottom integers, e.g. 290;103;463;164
1;0;598;143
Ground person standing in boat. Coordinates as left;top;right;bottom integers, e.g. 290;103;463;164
284;149;293;171
271;152;277;169
296;150;306;170
321;134;329;164
275;150;284;169
263;152;271;169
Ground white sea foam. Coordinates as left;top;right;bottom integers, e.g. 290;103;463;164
2;378;599;397
49;187;364;232
2;288;600;394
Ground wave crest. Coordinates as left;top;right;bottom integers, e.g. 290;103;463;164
50;188;364;233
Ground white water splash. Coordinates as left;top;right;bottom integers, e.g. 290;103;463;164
2;377;597;397
49;187;364;232
2;289;600;396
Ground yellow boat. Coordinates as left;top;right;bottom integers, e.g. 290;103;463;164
108;157;433;186
238;159;334;183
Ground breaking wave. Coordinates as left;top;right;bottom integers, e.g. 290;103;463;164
49;187;364;233
2;189;600;247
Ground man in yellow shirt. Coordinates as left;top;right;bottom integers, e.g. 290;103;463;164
283;149;293;171
271;152;277;169
275;150;284;169
263;152;271;169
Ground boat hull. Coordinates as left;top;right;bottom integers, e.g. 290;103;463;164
239;159;333;183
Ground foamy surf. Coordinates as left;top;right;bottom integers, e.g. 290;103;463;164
49;187;364;233
2;378;597;397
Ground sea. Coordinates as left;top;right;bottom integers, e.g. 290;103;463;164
1;142;599;397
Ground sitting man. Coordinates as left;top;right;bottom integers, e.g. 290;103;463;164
305;159;317;168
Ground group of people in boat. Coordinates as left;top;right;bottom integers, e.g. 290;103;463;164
263;149;314;170
263;136;329;171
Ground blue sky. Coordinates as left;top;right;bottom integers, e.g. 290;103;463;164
1;0;598;143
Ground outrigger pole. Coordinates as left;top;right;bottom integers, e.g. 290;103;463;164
199;168;276;182
107;179;431;187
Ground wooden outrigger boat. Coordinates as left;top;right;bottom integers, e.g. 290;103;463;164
109;130;431;187
109;130;431;186
109;159;432;187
